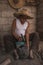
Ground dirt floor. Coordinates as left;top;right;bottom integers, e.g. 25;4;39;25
0;41;43;65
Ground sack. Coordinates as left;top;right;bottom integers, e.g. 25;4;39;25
17;46;29;59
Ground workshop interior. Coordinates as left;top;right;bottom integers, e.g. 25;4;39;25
0;0;43;65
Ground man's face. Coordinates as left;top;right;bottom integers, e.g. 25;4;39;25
19;15;27;24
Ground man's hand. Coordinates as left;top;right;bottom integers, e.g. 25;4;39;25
26;43;29;47
18;37;22;42
25;43;30;49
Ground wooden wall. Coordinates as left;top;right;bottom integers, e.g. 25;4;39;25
37;0;43;40
0;0;37;47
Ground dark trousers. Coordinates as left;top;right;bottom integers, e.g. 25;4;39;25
4;32;40;52
29;32;40;51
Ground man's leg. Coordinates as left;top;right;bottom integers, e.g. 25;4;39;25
29;32;40;59
11;35;19;60
4;34;19;59
31;32;40;52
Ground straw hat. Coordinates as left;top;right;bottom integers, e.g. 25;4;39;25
8;0;25;9
14;7;33;19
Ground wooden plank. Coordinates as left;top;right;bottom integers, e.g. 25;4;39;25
0;58;11;65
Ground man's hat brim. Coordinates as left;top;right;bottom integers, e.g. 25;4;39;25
14;13;33;19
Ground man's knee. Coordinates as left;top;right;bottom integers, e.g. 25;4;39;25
31;32;40;51
3;34;15;52
33;32;40;41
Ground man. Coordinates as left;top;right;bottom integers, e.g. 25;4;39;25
11;8;39;60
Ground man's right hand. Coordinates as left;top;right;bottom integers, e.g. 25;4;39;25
18;37;22;42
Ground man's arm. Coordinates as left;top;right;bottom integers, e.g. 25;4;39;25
25;22;30;49
11;19;20;40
